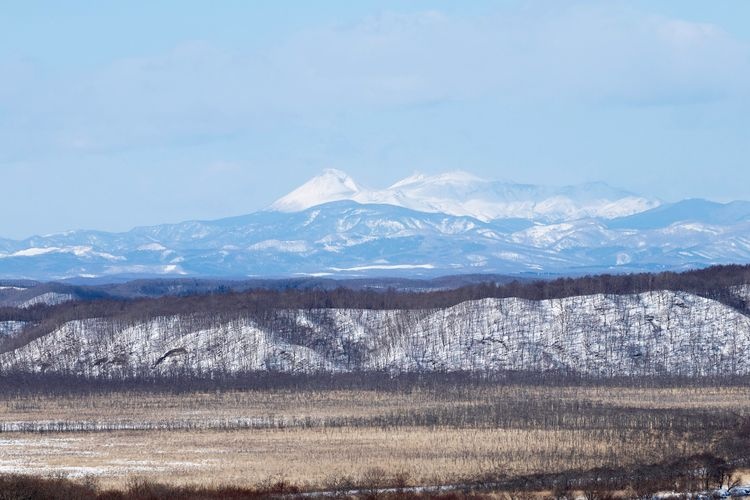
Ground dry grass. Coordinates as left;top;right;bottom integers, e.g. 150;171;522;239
0;389;441;424
0;382;746;491
549;385;750;411
2;384;749;425
0;426;709;490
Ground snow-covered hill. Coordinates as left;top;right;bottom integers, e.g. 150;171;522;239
2;290;749;376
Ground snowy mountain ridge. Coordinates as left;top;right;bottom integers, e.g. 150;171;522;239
270;169;660;222
1;170;750;280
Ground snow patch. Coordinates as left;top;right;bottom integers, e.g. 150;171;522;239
137;243;167;251
103;265;187;275
0;321;26;336
0;246;124;261
248;240;310;253
329;264;435;272
20;293;74;308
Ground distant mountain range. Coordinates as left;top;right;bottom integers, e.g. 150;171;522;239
271;169;659;221
3;169;750;281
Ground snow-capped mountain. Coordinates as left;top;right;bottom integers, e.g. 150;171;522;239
1;169;750;280
270;169;660;221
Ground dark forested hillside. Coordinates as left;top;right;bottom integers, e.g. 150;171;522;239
3;264;750;324
1;265;749;377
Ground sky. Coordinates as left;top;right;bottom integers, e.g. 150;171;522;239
1;1;749;239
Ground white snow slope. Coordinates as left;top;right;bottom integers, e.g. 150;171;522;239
2;290;749;377
270;169;659;222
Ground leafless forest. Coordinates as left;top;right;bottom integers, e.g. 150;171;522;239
0;373;748;498
4;265;750;330
1;266;750;497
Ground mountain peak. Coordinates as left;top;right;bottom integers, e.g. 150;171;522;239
270;169;660;221
270;169;362;212
319;168;356;182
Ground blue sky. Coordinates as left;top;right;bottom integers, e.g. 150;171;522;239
1;1;749;239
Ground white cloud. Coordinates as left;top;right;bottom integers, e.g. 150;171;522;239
1;4;749;155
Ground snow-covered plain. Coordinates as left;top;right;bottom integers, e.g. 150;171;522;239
2;290;749;377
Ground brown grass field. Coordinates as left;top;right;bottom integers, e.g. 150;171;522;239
0;378;749;495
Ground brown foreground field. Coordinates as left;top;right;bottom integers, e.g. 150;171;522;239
0;374;749;497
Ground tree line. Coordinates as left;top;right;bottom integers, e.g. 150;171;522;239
1;264;749;355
